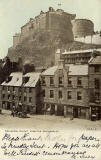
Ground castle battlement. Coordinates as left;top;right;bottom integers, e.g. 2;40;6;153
13;7;76;48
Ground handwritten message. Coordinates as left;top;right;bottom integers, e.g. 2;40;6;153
0;129;101;160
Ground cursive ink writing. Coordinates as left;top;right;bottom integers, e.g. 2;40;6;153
1;131;101;159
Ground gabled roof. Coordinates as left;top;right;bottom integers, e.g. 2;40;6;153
89;56;101;65
41;64;88;76
1;72;22;86
23;72;40;87
42;66;58;76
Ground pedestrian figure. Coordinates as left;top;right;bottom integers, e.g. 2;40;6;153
11;110;14;117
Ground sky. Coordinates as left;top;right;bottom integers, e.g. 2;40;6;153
0;0;101;58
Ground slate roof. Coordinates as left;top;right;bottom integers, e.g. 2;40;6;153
1;72;22;86
42;66;58;76
42;64;88;76
68;64;88;75
1;72;40;87
23;72;40;87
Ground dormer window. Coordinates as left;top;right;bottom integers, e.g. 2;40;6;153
24;77;29;84
6;76;12;83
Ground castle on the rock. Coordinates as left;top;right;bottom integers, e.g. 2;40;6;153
0;7;101;121
12;7;101;48
13;7;76;47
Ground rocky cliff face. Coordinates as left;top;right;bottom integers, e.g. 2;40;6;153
8;25;101;68
8;30;71;67
7;7;101;67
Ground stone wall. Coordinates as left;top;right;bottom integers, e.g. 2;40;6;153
13;33;21;48
74;34;101;45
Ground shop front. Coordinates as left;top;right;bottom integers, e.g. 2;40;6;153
90;103;101;121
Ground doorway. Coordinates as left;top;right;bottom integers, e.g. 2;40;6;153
7;102;10;110
73;107;78;118
51;104;55;115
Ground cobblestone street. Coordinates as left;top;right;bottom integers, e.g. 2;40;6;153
0;109;101;130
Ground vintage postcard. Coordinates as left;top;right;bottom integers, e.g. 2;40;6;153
0;0;101;159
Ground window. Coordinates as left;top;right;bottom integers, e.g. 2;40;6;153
6;76;12;83
77;92;82;100
50;90;54;98
77;77;82;86
2;86;5;90
94;66;100;72
2;94;5;99
68;77;72;86
58;90;62;99
95;92;100;101
24;77;29;84
50;77;54;85
19;87;21;92
42;89;45;97
8;95;10;100
29;88;32;93
42;77;46;85
59;77;63;85
29;97;32;103
68;91;72;99
12;95;15;100
95;78;100;89
24;96;27;102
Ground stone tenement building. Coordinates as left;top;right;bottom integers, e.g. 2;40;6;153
41;54;101;120
0;72;41;114
13;7;76;47
55;48;101;65
0;51;101;120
